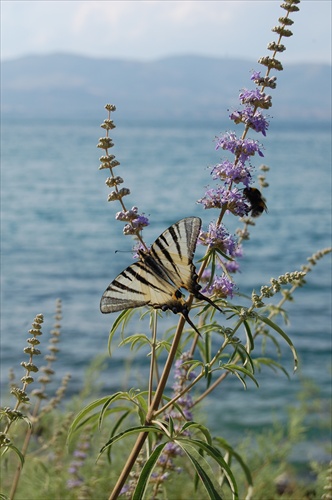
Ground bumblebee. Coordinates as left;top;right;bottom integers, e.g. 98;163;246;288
243;187;267;217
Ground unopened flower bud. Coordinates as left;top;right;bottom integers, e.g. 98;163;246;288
105;104;116;112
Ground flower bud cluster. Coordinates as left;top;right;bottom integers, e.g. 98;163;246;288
19;314;44;387
34;299;64;405
2;407;25;422
116;206;149;235
251;71;277;89
98;104;149;238
260;270;307;299
1;314;44;447
306;248;331;268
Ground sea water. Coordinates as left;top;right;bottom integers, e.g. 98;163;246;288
1;118;331;464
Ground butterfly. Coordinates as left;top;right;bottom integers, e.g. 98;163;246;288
243;187;268;217
100;217;223;336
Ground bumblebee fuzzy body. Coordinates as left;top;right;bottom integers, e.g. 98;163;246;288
244;187;267;217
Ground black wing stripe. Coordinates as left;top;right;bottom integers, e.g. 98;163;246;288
150;244;180;280
123;263;172;294
152;224;184;273
109;279;142;295
169;224;183;258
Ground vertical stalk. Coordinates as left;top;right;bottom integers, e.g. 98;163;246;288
109;314;186;499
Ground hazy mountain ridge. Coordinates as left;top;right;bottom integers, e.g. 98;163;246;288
1;53;331;122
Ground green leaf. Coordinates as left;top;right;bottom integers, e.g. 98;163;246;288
179;438;238;499
119;334;151;351
205;330;211;359
221;364;259;389
135;393;149;425
204;363;211;379
108;309;137;355
67;395;120;443
204;331;213;389
181;421;213;445
68;392;142;444
168;416;175;436
243;320;254;351
1;443;25;466
177;442;224;499
254;357;290;379
261;330;282;356
226;342;255;375
214;437;253;488
98;392;142;429
132;442;167;500
185;360;204;377
99;424;161;455
106;410;131;463
258;315;298;370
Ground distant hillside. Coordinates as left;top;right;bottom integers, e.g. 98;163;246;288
1;53;331;122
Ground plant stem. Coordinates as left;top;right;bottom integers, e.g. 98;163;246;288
108;314;187;499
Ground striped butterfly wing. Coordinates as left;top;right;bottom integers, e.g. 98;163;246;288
148;216;201;292
100;217;202;314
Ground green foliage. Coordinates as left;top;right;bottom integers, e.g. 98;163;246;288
0;384;329;499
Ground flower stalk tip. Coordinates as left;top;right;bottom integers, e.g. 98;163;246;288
98;105;150;239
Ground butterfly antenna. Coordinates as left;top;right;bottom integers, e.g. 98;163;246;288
181;308;202;337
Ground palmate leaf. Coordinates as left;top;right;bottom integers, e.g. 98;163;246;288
257;314;298;370
132;442;168;500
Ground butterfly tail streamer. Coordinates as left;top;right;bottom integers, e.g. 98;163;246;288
180;307;202;338
194;291;225;315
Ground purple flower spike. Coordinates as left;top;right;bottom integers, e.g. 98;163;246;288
230;108;269;136
203;275;235;299
198;222;237;257
211;159;252;186
215;133;264;163
198;186;249;217
239;88;272;109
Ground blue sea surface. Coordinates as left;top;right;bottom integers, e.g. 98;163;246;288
1;118;331;464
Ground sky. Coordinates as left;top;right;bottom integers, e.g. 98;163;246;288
1;0;331;64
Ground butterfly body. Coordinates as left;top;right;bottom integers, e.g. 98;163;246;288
100;217;222;335
243;187;267;217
